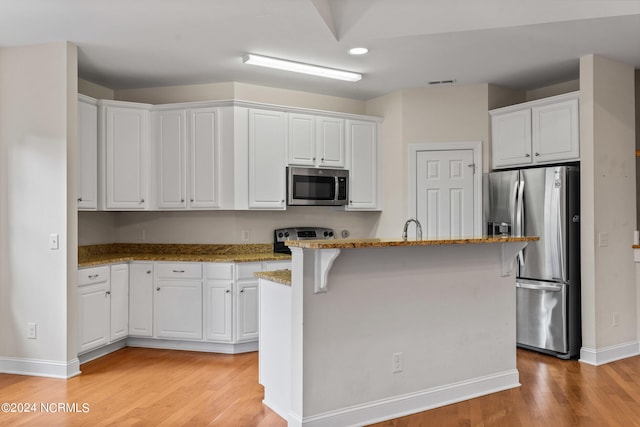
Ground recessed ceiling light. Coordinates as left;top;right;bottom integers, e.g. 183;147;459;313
348;47;369;55
242;53;362;82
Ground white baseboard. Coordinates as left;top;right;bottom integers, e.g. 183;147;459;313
126;337;258;354
0;356;80;379
79;339;127;365
579;341;640;366
289;369;520;427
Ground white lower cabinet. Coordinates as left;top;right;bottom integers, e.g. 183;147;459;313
78;271;110;354
110;264;129;342
79;259;291;357
129;262;154;337
154;263;203;340
204;263;234;342
235;263;261;342
78;264;128;354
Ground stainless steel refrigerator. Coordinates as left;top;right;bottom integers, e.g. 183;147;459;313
486;165;580;359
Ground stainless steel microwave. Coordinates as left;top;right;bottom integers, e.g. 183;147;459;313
286;167;349;206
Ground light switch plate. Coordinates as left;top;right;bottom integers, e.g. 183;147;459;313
49;234;59;250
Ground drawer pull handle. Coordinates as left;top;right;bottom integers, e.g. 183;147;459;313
88;274;99;279
172;270;185;273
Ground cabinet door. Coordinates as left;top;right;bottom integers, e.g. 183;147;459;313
129;263;154;337
155;109;187;209
155;280;203;340
78;282;110;353
78;97;98;210
189;107;220;208
287;113;316;166
204;280;233;342
346;120;379;210
110;264;129;342
491;109;532;168
248;109;287;209
104;105;148;209
532;98;579;163
316;116;345;168
236;280;259;342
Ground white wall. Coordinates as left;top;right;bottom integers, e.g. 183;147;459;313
0;42;78;376
77;208;380;245
580;55;637;360
114;81;366;115
366;84;492;237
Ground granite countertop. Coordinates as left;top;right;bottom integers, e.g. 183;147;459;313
255;270;292;286
78;243;291;268
286;236;539;250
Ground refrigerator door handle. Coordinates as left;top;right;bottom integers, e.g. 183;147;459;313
516;282;563;292
548;170;566;282
516;176;525;266
509;175;518;234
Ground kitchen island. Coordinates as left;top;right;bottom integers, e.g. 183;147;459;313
258;236;537;427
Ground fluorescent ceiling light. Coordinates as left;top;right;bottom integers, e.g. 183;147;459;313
242;53;362;82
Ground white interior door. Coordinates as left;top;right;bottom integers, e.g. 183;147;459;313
415;149;475;239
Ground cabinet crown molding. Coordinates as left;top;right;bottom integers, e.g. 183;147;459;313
489;91;580;116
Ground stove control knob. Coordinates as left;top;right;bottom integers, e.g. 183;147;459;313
284;232;290;238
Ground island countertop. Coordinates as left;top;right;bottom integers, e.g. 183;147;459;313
285;235;538;249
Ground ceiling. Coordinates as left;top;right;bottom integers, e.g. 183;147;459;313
1;0;640;100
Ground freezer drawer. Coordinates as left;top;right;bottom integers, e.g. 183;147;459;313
516;281;567;354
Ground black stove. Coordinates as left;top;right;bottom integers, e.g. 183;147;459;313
273;227;335;254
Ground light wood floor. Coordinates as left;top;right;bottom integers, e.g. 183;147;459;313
1;347;640;426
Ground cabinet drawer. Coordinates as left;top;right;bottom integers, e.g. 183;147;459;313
205;263;234;280
263;261;291;272
78;266;110;286
155;263;202;279
236;263;263;280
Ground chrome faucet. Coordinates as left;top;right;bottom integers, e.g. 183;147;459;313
402;218;423;240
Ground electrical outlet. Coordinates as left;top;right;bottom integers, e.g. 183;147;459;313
392;352;403;373
613;312;620;327
241;230;250;242
27;323;37;339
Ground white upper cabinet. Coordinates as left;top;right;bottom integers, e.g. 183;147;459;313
248;109;287;209
154;109;187;209
99;101;151;210
189;107;221;208
345;119;380;211
316;116;345;168
78;95;98;210
491;92;579;169
288;114;345;168
491;109;532;167
154;106;222;209
531;98;579;164
287;113;316;166
89;98;379;212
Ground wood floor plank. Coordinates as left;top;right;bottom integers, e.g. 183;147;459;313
2;347;640;426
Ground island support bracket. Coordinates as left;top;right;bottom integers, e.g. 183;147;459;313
313;248;341;293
